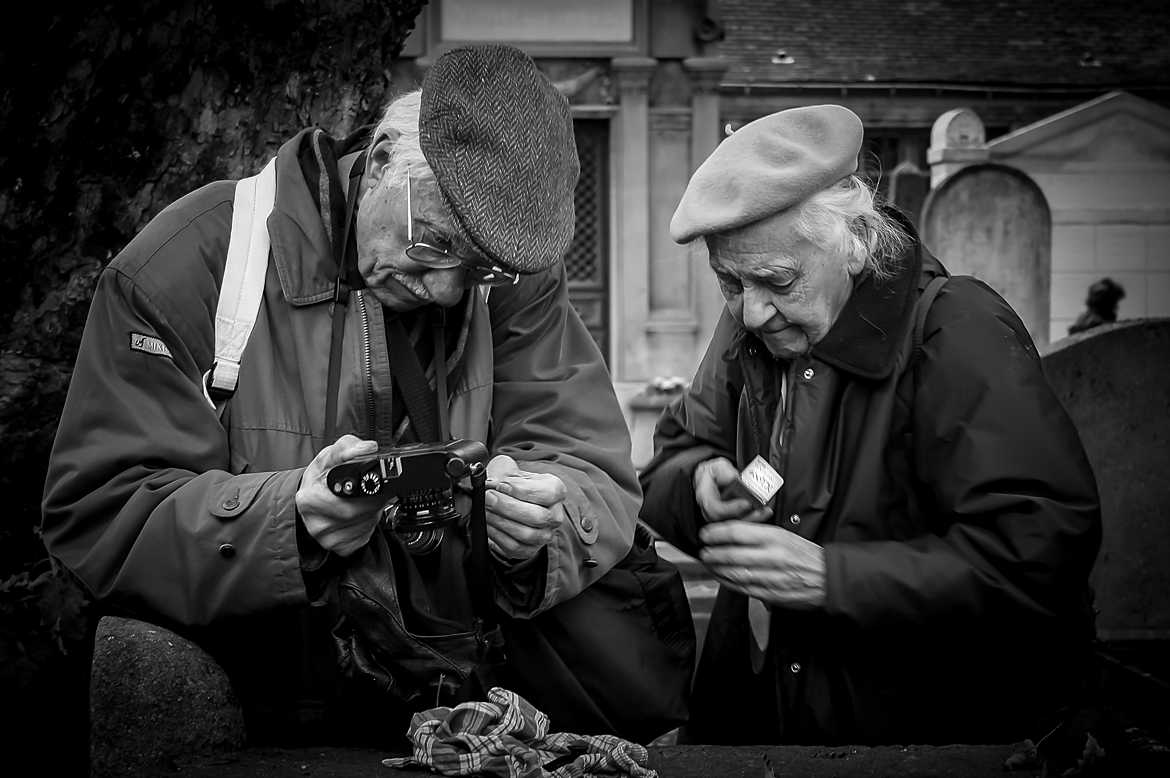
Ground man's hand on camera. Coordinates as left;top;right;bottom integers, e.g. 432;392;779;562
484;454;566;562
693;456;772;524
295;434;384;557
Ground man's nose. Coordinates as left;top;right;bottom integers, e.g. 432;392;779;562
430;267;467;307
741;287;775;330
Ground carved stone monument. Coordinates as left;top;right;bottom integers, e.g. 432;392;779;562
926;107;990;187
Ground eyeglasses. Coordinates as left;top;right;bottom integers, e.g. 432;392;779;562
404;177;520;288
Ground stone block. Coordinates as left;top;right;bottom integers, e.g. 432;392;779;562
1042;318;1170;639
887;161;930;227
1097;225;1149;272
629;386;683;470
1051;272;1099;320
1147;272;1170;316
1052;224;1096;272
90;616;245;777
1147;226;1170;271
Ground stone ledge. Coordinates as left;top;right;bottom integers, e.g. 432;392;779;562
173;743;1022;777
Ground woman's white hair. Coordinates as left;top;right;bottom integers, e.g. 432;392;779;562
369;89;428;182
790;175;909;281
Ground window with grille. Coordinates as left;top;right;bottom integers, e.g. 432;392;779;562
566;119;610;363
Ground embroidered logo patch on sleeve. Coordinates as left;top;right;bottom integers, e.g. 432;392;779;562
129;332;173;359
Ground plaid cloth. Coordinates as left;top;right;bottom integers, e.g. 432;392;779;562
381;687;658;778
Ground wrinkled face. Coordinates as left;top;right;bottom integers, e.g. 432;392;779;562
707;210;864;360
354;163;485;311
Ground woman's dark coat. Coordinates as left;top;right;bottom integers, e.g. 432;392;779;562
640;235;1101;745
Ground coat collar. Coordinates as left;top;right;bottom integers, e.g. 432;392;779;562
810;216;923;380
266;128;369;306
726;209;926;380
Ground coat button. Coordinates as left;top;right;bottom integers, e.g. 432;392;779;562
583;557;599;568
789;661;802;674
789;514;801;527
802;367;815;380
218;543;236;559
222;495;240;510
580;517;595;533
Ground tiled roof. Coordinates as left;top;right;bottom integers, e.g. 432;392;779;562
714;0;1170;88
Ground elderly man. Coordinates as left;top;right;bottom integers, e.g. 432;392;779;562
640;105;1101;745
41;45;680;743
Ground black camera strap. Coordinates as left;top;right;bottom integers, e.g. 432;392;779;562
385;313;495;628
432;308;450;443
468;467;497;633
386;315;441;444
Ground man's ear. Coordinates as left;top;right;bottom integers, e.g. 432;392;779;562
364;133;398;187
845;250;867;278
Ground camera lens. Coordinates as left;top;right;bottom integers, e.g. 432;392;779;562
400;528;443;555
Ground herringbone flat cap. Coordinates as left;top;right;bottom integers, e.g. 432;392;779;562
671;105;863;243
419;44;579;274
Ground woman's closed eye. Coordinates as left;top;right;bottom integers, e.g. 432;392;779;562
716;272;743;296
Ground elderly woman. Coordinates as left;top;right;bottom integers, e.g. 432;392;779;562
639;105;1101;745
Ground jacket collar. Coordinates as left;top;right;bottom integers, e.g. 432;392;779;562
727;209;925;380
266;128;368;306
810;217;923;380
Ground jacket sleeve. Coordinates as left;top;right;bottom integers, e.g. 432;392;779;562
486;264;641;616
824;277;1102;630
638;310;743;558
41;258;309;629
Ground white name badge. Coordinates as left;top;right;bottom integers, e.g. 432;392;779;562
740;455;784;505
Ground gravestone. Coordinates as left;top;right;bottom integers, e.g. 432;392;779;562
1041;319;1170;640
921;163;1052;347
887;160;931;228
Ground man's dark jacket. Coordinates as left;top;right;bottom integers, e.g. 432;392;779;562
639;230;1102;745
41;129;644;740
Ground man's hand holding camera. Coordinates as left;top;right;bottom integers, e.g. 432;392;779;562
297;438;567;563
693;456;826;610
296;435;385;557
484;454;566;562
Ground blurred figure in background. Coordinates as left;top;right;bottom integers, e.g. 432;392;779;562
1069;277;1126;335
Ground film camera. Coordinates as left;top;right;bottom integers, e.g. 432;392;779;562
326;439;490;554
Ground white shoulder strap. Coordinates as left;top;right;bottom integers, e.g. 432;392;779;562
202;157;277;415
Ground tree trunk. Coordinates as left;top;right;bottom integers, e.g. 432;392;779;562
0;0;427;574
0;1;426;769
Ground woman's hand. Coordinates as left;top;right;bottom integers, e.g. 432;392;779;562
693;456;772;524
699;520;826;609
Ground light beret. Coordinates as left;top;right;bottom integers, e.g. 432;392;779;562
670;104;863;243
419;44;579;274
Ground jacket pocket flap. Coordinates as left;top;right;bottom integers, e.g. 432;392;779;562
210;473;274;520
